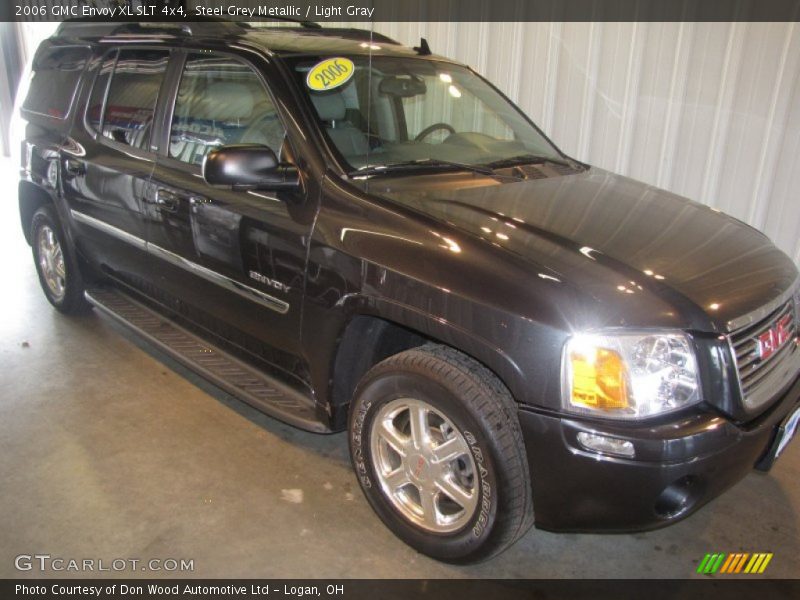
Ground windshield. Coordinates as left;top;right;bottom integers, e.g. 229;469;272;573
287;55;564;174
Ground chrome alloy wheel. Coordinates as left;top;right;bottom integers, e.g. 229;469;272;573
37;224;66;301
370;397;478;533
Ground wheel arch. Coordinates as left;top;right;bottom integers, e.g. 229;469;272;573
19;180;57;245
325;296;527;431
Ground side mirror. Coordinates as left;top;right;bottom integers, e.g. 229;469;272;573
203;144;299;191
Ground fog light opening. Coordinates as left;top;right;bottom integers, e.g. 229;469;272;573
576;432;635;458
654;475;701;520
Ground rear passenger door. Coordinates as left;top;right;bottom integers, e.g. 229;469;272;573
146;51;313;377
62;48;170;289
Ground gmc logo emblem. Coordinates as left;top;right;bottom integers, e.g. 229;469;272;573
757;314;793;360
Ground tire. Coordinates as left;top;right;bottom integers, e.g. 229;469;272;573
31;205;92;315
348;343;533;563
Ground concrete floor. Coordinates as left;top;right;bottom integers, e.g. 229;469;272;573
1;157;799;579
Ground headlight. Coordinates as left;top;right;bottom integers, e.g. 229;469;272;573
562;332;701;419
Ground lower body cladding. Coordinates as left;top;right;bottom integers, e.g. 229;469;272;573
519;374;800;532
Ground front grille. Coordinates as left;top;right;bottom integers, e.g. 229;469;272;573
729;296;799;412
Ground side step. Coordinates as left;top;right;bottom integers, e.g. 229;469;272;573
85;286;330;433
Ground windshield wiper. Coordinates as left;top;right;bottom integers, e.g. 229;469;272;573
485;153;578;170
351;158;521;181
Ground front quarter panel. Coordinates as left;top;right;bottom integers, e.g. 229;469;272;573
302;175;590;412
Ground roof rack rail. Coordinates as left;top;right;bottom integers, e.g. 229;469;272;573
55;18;244;39
262;27;400;45
256;15;322;29
327;29;402;45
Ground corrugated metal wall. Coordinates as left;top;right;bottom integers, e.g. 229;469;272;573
332;21;800;265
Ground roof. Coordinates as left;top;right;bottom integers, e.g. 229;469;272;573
241;27;421;57
53;20;439;60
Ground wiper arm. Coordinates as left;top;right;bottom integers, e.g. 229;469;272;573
351;158;520;181
485;153;577;169
416;158;502;178
349;161;429;178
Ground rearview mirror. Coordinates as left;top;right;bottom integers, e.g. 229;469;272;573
203;144;299;191
378;75;427;98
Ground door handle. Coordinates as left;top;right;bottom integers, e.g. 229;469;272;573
155;189;180;213
64;159;85;176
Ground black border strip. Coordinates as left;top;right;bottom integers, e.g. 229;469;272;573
2;0;800;23
3;579;800;600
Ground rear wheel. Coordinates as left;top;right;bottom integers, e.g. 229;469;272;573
31;205;91;315
349;344;533;563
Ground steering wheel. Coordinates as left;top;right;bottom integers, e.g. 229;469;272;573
414;123;456;142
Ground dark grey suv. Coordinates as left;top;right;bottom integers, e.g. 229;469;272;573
17;19;800;562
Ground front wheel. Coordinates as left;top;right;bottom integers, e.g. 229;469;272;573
31;205;91;315
349;344;533;563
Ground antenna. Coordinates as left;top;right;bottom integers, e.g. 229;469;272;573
413;38;432;56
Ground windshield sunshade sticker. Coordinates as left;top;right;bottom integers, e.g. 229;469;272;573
306;58;355;91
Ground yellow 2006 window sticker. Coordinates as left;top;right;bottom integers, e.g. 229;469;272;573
306;57;355;91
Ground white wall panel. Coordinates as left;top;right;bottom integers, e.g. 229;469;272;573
332;21;800;265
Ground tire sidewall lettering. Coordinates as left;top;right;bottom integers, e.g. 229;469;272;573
464;430;492;538
351;395;373;489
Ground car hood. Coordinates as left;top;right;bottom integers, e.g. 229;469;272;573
363;167;798;333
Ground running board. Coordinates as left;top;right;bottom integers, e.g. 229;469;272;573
85;287;330;433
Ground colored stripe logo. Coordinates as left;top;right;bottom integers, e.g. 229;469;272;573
697;552;773;574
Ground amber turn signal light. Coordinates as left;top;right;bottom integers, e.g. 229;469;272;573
568;344;630;411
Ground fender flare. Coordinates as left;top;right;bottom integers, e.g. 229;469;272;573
330;292;528;406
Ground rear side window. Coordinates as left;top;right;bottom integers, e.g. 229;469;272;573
23;45;90;119
86;50;117;134
101;48;170;150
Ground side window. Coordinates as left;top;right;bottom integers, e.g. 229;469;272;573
86;50;117;133
22;45;90;119
169;54;285;166
102;49;170;150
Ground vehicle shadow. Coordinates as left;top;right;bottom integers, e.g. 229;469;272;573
103;315;352;468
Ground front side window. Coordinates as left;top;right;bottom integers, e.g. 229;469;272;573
288;55;562;172
23;45;90;119
169;54;285;166
101;49;170;150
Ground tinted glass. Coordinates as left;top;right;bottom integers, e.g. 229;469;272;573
23;46;90;119
288;56;561;171
169;54;284;166
86;51;116;133
103;49;170;149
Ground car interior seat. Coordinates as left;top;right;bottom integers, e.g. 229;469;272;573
310;92;370;159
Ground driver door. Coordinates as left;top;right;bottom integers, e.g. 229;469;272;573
145;50;311;376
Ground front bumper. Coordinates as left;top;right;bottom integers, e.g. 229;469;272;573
519;372;800;532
